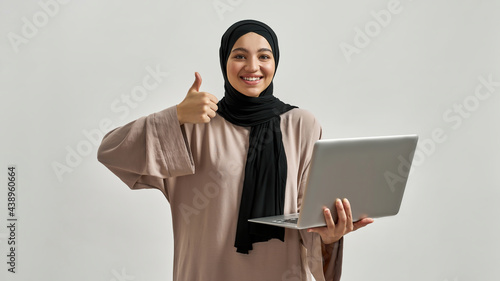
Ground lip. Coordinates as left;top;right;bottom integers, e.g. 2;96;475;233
240;76;263;85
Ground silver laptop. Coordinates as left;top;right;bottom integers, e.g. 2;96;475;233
248;134;418;229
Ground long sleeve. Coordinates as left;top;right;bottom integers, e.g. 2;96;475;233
97;107;344;280
322;238;343;280
97;105;194;196
294;112;344;281
299;230;343;281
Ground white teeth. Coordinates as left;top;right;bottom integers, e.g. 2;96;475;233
242;77;261;81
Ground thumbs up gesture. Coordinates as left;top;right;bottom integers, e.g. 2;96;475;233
176;72;219;125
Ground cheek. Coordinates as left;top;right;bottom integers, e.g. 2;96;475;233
263;64;275;79
227;62;240;79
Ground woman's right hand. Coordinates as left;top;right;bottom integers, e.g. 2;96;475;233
176;72;219;125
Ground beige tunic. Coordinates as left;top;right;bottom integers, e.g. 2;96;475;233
97;105;343;281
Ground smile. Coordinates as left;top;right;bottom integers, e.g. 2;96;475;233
241;76;263;81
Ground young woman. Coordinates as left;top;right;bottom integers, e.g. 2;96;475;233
98;19;373;281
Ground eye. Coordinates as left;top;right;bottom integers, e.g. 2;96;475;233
260;54;271;60
234;54;245;59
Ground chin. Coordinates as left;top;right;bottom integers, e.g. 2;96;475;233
241;91;261;97
235;87;260;97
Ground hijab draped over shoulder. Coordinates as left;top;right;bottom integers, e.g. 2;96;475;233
217;19;297;254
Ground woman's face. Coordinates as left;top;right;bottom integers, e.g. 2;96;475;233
226;32;275;97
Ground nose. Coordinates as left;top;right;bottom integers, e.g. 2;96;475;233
245;56;259;72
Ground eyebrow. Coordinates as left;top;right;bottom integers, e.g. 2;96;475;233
231;47;273;53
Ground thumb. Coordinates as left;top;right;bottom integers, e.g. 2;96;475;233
189;72;202;92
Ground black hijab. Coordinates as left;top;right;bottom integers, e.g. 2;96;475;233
217;19;297;254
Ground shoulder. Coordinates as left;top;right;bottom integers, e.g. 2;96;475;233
280;108;322;141
281;108;321;130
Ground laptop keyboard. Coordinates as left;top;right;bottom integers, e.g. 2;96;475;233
272;218;298;224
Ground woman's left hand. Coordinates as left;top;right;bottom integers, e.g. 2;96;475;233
307;198;374;245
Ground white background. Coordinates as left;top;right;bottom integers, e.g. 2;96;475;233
1;0;499;280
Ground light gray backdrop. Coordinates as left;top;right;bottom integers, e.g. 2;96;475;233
1;0;499;280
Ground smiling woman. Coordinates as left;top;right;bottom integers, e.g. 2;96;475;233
97;19;372;281
226;32;276;97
